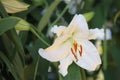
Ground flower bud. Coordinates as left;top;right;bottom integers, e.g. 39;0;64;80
83;11;94;22
15;18;30;31
1;0;29;13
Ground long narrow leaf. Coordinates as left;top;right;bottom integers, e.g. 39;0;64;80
38;0;62;32
1;33;14;60
0;51;19;80
0;17;20;35
13;52;24;80
6;29;25;66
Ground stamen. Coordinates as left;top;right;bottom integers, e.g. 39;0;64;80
73;43;78;52
79;45;83;57
71;48;78;62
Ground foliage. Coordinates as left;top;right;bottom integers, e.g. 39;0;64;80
0;0;120;80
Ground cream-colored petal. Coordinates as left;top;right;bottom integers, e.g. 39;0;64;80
38;40;71;62
64;14;89;37
72;40;101;71
51;25;66;37
58;55;73;76
88;28;104;40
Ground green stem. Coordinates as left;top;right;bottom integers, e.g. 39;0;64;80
33;57;40;80
51;4;69;26
30;25;50;46
80;68;86;80
103;26;107;70
114;11;120;25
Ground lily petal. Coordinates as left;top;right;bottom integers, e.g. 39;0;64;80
73;40;101;71
51;25;66;37
59;55;73;76
38;40;71;62
88;28;104;40
65;14;89;37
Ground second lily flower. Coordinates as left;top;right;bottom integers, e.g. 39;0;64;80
38;14;104;76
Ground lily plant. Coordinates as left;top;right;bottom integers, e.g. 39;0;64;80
38;14;104;76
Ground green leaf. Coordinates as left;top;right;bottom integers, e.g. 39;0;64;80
83;11;94;22
82;0;94;12
60;63;82;80
27;39;50;80
90;5;105;28
1;34;14;60
109;45;120;67
0;17;20;35
38;0;62;32
6;29;25;66
0;51;19;80
24;63;35;80
13;52;24;80
31;0;45;6
19;31;28;45
104;66;120;80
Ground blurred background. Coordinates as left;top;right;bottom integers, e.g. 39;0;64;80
0;0;120;80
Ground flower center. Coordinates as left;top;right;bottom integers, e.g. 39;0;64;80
70;42;83;62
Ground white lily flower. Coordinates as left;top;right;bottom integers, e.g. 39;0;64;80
38;14;103;76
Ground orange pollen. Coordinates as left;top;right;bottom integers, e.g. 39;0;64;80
79;45;83;57
71;48;78;62
73;43;78;52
